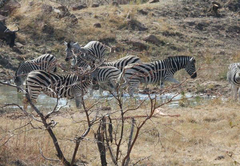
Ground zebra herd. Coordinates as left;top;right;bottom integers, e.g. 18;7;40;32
13;40;198;109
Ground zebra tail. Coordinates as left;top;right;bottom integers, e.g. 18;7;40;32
53;66;57;72
117;68;128;89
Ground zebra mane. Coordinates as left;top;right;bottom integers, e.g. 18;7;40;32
67;41;71;48
167;56;192;60
167;56;195;62
15;62;23;76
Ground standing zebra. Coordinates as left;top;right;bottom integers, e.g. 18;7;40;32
227;63;240;100
90;66;121;95
102;55;141;71
120;56;197;96
14;54;57;87
24;70;91;109
64;41;108;64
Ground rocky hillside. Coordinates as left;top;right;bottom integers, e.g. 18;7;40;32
0;0;240;94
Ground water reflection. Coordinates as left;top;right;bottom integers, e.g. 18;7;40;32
0;85;212;109
0;85;69;108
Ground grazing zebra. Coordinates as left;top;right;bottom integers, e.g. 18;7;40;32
64;41;108;63
102;55;141;71
227;63;240;100
24;70;91;109
90;66;121;95
14;54;57;87
120;56;197;96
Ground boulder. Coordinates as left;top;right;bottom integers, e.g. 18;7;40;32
126;19;148;31
91;3;99;8
54;5;70;18
149;0;159;3
143;34;165;46
93;23;101;28
0;0;21;16
138;9;148;15
72;4;87;11
42;24;54;34
41;4;53;13
125;39;148;51
111;1;119;6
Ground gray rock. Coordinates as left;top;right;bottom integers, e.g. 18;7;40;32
143;34;165;46
91;3;99;8
72;4;87;11
93;23;101;28
149;0;159;3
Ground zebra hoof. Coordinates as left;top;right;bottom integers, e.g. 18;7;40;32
22;97;29;109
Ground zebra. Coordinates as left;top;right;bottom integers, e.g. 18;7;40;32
119;56;197;97
227;63;240;100
70;54;141;75
24;70;91;109
64;41;108;64
90;66;121;95
14;54;57;87
102;55;141;71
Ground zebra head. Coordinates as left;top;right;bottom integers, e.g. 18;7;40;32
185;57;197;79
64;41;82;61
14;76;23;87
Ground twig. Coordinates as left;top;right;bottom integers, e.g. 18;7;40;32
133;156;151;166
125;118;135;165
38;142;59;162
2;103;42;123
0;80;25;92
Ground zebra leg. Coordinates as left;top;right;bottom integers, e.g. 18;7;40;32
232;84;238;100
22;97;29;110
89;86;94;96
24;84;41;109
128;86;134;97
128;81;139;97
22;97;37;109
108;80;118;95
74;90;83;108
75;95;82;108
160;81;164;89
238;87;240;101
99;87;103;95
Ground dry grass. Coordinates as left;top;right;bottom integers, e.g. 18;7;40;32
1;98;240;165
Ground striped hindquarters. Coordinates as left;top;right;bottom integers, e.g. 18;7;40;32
15;54;57;86
83;41;107;61
123;62;164;85
103;55;141;71
25;70;90;101
94;66;121;81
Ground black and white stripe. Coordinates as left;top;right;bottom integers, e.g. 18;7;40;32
25;70;91;108
65;41;107;64
102;55;141;71
91;66;121;95
14;54;57;87
120;56;197;96
227;63;240;100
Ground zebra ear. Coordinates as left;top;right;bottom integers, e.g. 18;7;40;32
236;64;240;69
190;57;195;63
64;41;68;45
